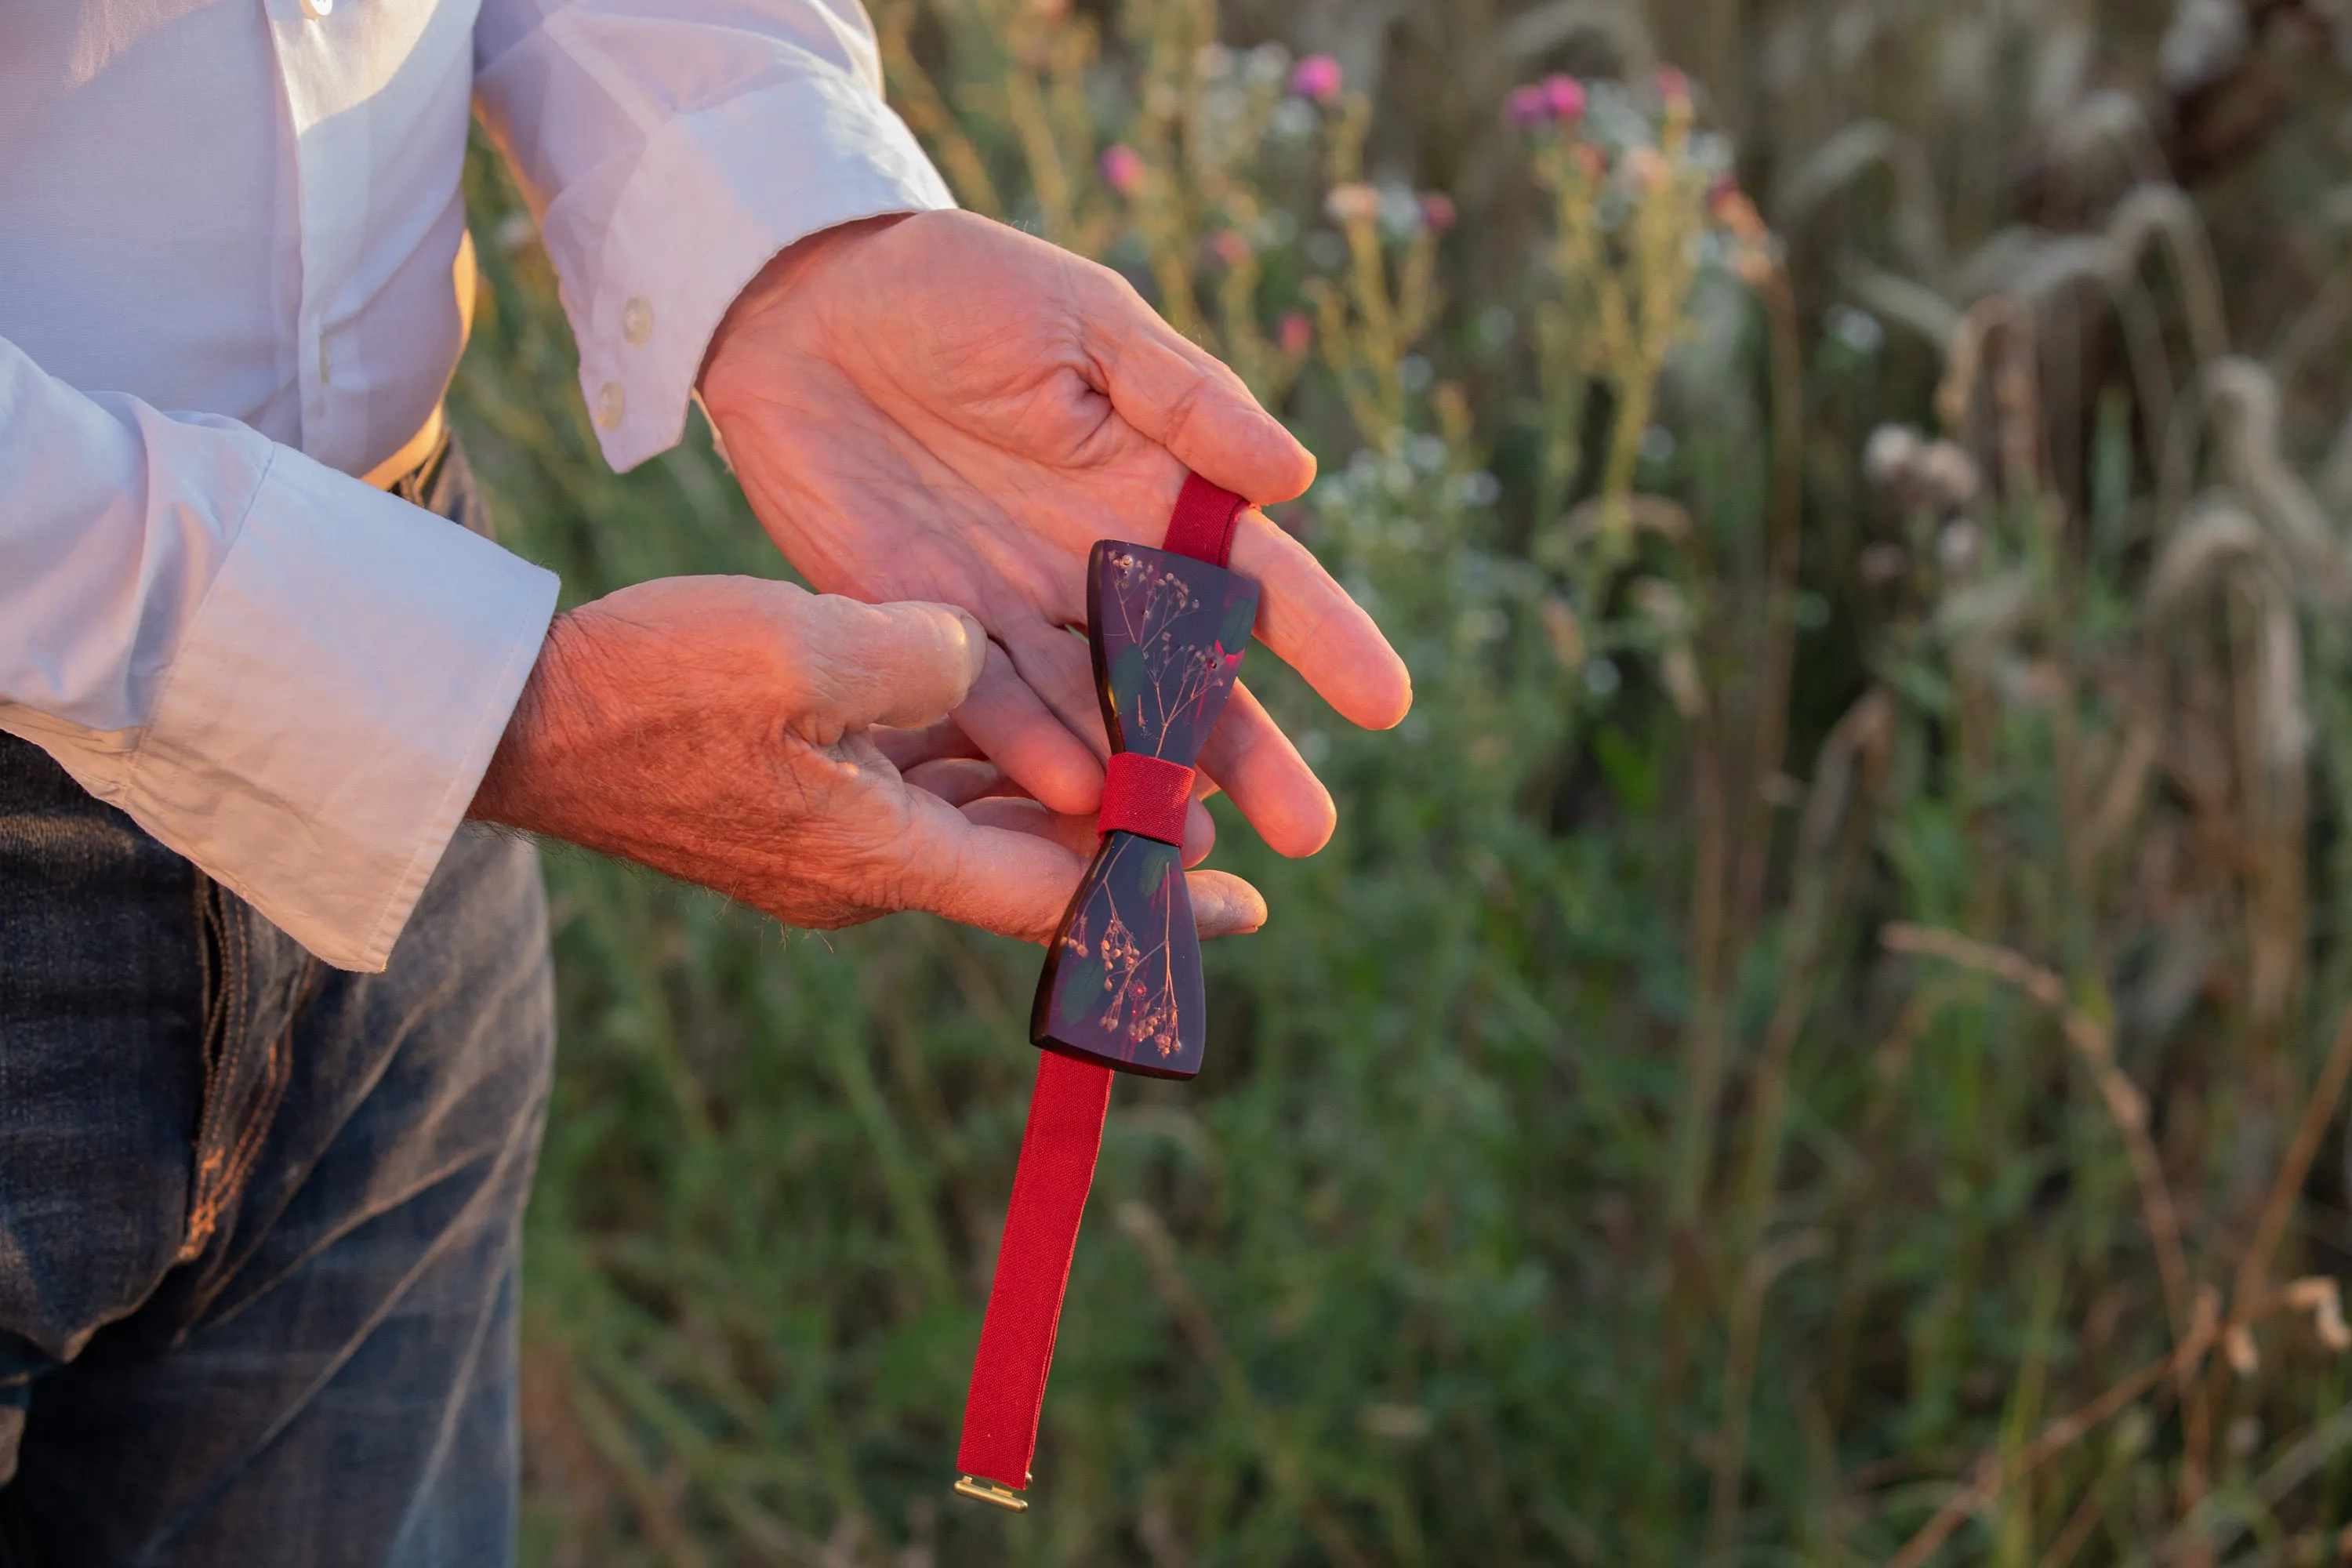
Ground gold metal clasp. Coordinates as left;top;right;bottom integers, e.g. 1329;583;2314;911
953;1475;1029;1512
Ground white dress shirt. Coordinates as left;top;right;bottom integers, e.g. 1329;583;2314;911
0;0;954;970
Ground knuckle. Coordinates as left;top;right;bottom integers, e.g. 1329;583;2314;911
758;594;817;697
1156;376;1213;448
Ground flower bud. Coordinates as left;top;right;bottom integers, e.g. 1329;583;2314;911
1542;74;1586;122
1288;53;1343;103
1099;143;1145;197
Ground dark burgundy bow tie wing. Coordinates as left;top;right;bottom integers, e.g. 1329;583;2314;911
1091;542;1258;762
1029;542;1259;1080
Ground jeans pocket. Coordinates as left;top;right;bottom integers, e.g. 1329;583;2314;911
175;878;306;1268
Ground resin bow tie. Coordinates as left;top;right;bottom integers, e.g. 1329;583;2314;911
955;474;1257;1511
1029;534;1260;1078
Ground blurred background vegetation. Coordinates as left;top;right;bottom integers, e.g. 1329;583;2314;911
453;0;2352;1560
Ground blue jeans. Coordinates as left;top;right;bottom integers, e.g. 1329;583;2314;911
0;438;554;1566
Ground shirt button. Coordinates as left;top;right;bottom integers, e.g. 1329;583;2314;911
622;296;653;346
593;382;625;429
318;339;332;385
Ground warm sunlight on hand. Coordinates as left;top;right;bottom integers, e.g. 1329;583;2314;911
696;209;1413;862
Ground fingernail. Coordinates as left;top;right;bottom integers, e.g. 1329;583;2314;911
950;608;987;681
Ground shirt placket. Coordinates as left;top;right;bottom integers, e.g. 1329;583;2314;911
259;0;371;474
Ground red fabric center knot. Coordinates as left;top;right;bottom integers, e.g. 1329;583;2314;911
1096;753;1193;845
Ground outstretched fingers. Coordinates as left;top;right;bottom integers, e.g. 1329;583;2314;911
1193;681;1335;858
1185;869;1267;937
974;593;1328;858
1227;510;1413;732
1073;272;1410;735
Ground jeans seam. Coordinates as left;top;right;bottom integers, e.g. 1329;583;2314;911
175;884;241;1265
176;897;309;1268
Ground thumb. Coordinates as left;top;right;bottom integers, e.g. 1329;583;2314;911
788;594;988;735
1077;267;1317;504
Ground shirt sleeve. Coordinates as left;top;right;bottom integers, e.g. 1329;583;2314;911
0;339;558;973
471;0;956;474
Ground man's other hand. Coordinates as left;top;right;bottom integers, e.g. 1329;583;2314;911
696;210;1413;863
467;576;1267;942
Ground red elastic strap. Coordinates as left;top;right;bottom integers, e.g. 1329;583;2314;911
1163;472;1245;568
1097;753;1193;844
956;1051;1112;1490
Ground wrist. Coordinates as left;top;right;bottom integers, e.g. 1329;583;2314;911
468;608;598;833
698;212;915;409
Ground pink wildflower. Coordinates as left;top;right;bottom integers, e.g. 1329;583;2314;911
1099;143;1145;197
1288;54;1343;103
1509;75;1585;129
1657;66;1691;112
1418;192;1457;234
1208;228;1250;268
1277;310;1312;357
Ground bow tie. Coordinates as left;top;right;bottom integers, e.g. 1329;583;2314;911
1032;537;1260;1078
955;474;1257;1510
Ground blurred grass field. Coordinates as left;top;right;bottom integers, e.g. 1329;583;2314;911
453;1;2352;1561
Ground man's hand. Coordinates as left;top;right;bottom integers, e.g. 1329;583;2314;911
468;576;1267;942
697;210;1412;862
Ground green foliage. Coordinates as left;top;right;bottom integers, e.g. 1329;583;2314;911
455;2;2352;1562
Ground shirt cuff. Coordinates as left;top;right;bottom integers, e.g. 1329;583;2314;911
569;76;956;473
122;448;557;972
